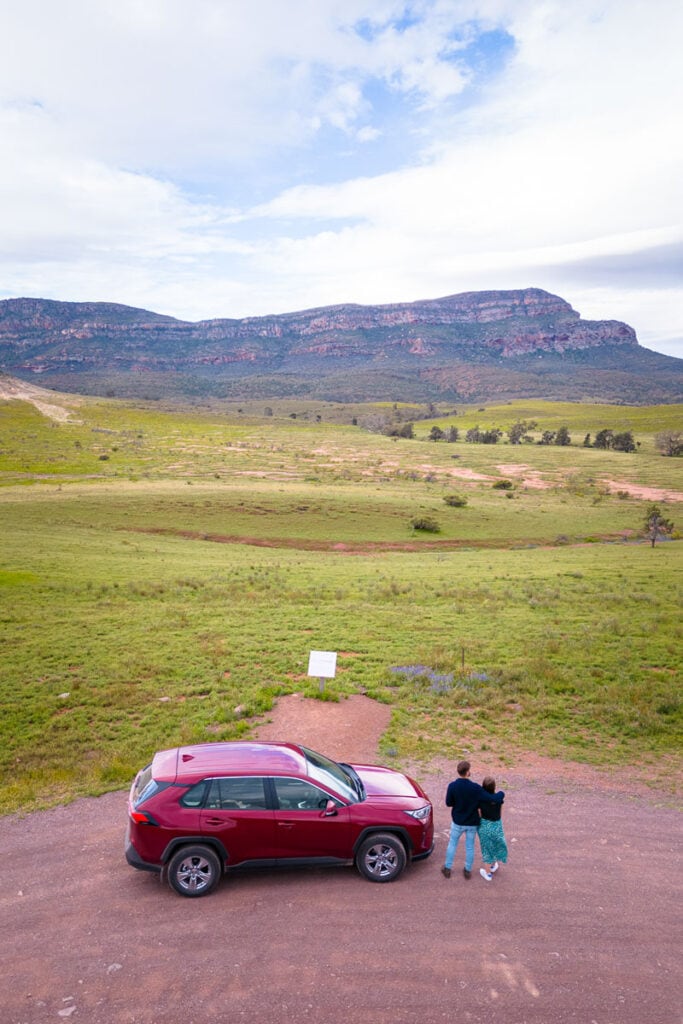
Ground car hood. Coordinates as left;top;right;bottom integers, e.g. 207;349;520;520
352;764;429;801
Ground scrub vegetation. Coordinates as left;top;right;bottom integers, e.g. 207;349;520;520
0;394;681;813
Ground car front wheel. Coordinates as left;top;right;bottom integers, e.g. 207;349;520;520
167;845;221;897
356;833;407;882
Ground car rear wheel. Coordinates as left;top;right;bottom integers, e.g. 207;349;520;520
356;833;407;882
167;845;221;897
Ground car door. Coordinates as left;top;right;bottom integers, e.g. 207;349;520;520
198;775;276;866
271;776;351;862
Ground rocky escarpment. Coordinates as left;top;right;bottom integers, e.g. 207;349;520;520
0;288;637;367
0;288;678;404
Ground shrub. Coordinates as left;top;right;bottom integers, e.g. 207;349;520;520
655;430;683;457
443;493;468;507
493;479;513;490
410;516;441;533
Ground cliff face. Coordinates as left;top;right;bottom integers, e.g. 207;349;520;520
0;288;637;371
0;288;676;404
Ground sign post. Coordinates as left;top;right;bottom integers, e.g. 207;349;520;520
307;650;337;693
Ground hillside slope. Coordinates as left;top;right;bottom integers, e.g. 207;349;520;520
0;289;680;403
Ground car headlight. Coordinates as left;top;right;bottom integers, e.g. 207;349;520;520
404;804;431;821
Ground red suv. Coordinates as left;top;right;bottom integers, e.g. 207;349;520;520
125;741;434;896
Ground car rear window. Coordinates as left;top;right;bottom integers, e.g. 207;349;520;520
131;763;170;808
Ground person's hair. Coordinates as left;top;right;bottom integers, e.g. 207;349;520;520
482;776;496;793
457;760;471;776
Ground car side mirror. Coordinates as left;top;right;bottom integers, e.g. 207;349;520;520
321;800;338;817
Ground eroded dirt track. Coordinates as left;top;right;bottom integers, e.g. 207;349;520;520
1;697;680;1024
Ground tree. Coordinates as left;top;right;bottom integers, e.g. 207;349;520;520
465;426;482;443
428;426;445;441
446;426;459;443
583;433;592;447
644;504;674;547
554;426;571;446
507;420;537;445
538;430;556;445
611;431;636;453
594;429;614;450
655;430;683;457
386;421;414;439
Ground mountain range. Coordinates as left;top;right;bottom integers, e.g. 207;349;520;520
0;288;681;404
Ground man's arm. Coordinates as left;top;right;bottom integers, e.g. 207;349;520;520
476;786;505;806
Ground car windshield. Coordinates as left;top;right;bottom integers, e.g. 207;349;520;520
302;746;361;804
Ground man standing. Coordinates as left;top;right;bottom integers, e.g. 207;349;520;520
442;760;502;879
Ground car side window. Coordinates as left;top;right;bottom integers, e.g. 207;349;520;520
273;777;337;811
205;776;267;810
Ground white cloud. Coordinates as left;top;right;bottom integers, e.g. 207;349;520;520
0;0;681;358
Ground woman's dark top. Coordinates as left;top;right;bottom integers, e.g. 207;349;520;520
479;791;505;821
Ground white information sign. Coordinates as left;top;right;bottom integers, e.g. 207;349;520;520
307;650;337;679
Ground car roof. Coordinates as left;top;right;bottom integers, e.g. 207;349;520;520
152;741;308;784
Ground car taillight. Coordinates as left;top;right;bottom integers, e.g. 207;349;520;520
129;809;158;825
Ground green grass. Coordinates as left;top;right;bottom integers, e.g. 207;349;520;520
439;399;683;433
0;392;681;813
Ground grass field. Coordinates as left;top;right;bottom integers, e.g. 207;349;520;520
1;392;681;813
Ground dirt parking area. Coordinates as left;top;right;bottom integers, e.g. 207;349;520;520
1;695;680;1024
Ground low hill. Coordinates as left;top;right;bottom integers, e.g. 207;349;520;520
0;289;681;403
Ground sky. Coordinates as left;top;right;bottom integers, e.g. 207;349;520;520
1;0;681;357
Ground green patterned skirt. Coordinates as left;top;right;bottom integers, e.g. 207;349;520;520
478;819;508;864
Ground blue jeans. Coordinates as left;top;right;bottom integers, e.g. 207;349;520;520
445;822;478;871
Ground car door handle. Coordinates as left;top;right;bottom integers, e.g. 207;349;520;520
277;821;295;828
205;817;225;825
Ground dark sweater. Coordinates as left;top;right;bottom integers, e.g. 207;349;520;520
445;778;503;827
479;791;505;822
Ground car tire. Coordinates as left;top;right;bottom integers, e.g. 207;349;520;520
167;845;222;897
356;833;407;882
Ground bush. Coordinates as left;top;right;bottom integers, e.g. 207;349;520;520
443;494;468;507
493;479;513;490
655;430;683;457
410;516;441;533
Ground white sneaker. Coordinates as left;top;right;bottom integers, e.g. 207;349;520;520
490;862;499;874
479;868;493;881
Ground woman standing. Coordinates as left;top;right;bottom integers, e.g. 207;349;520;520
478;776;508;881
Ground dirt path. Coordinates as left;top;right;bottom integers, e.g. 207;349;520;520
0;375;79;422
1;696;680;1024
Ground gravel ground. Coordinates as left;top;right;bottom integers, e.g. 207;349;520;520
1;695;680;1024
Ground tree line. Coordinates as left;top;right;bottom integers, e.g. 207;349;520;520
361;411;681;457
